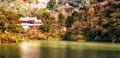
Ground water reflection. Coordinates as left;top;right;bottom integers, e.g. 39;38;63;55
19;41;120;58
20;42;41;58
20;42;28;50
0;44;20;58
19;41;67;58
1;41;120;58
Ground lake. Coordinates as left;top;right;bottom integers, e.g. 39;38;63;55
0;40;120;58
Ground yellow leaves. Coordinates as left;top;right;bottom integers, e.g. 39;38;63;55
102;29;108;35
95;25;102;31
101;18;108;25
76;35;85;40
0;15;6;20
0;33;6;39
0;8;23;33
111;18;117;22
88;7;95;13
71;34;85;41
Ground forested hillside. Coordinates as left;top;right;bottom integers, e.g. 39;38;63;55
0;0;120;43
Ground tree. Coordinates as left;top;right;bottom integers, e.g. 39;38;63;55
63;0;120;42
40;20;52;32
84;0;120;42
65;16;74;28
72;11;82;21
47;0;58;10
0;15;6;32
0;8;23;33
58;13;65;26
97;0;105;2
36;8;50;20
0;15;5;26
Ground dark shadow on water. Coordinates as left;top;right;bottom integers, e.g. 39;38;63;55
65;43;120;58
0;44;21;58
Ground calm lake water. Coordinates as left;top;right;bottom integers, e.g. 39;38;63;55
0;40;120;58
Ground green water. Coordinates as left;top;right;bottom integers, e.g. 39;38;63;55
0;40;120;58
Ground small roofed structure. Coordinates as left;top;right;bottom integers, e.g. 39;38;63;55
20;17;42;31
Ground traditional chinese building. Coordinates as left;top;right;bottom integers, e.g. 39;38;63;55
20;17;42;31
